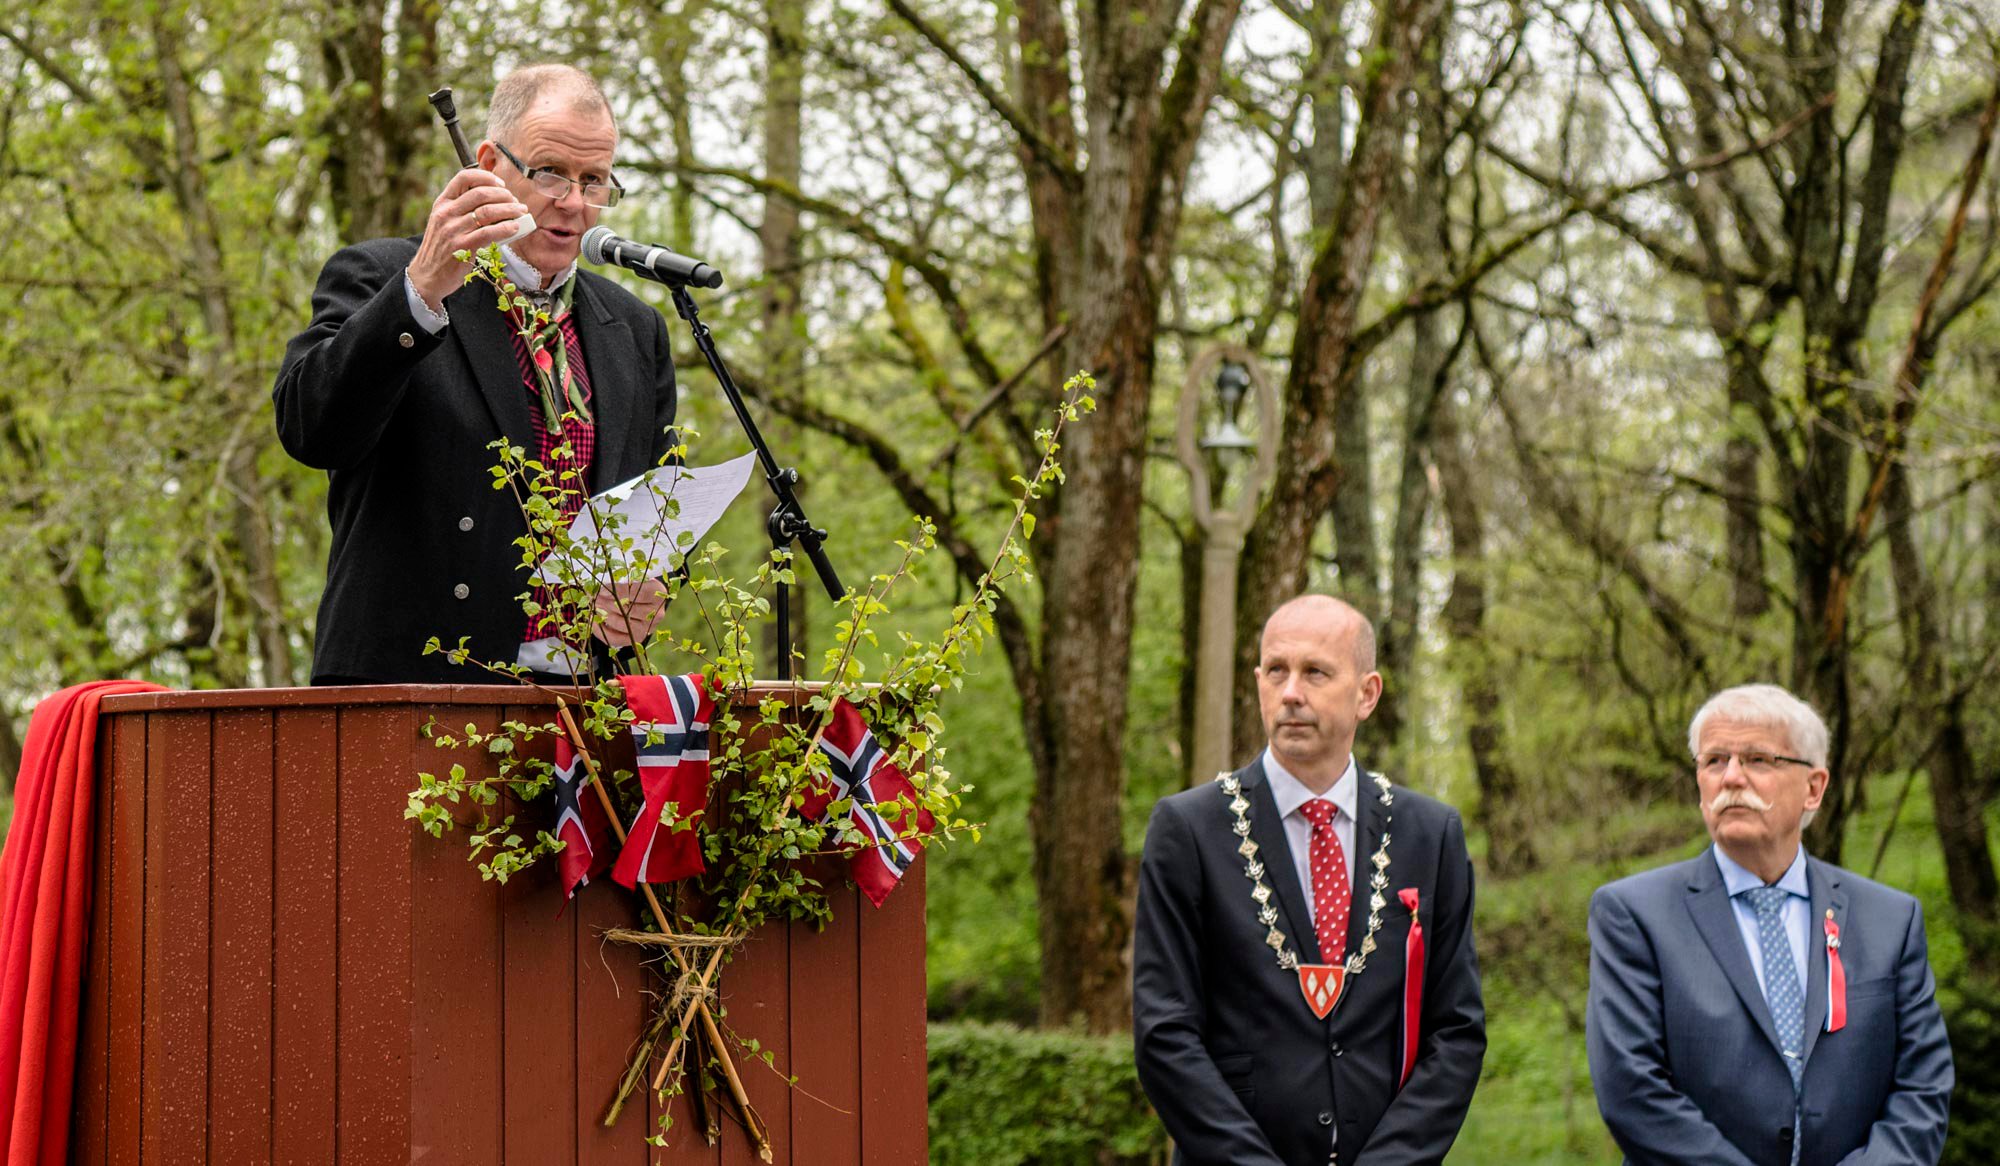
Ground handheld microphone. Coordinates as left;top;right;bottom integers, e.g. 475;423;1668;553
581;226;724;289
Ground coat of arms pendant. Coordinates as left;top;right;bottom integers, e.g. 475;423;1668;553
1296;962;1346;1019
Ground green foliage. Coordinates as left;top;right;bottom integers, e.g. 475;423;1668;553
1940;977;2000;1165
927;1022;1167;1166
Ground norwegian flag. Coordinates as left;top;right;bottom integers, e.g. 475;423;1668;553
551;736;614;899
804;698;935;907
611;673;713;888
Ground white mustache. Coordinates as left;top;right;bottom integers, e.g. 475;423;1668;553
1707;788;1774;814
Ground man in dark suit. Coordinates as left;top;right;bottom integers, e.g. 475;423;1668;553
1587;683;1953;1164
274;64;677;684
1133;595;1485;1164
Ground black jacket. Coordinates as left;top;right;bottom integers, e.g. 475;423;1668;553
273;237;677;683
1132;759;1486;1164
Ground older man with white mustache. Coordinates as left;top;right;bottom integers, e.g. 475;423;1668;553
1585;684;1953;1165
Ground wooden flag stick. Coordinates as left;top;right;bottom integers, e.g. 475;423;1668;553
687;1014;720;1145
555;700;769;1158
650;699;846;1093
654;944;729;1091
554;702;681;941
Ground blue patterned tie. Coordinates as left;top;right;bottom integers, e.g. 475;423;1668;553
1745;885;1803;1163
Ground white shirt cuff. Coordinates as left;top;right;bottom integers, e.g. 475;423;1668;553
403;271;449;334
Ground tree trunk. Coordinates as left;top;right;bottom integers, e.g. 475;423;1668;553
759;0;808;674
318;0;435;242
156;13;296;687
1721;363;1768;620
1000;0;1243;1031
1178;524;1203;784
1433;377;1531;873
1885;457;2000;979
1376;14;1456;769
1232;0;1448;756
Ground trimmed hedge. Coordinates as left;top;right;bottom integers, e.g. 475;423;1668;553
1943;979;2000;1165
928;1021;1169;1165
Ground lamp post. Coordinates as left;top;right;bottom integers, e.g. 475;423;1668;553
1176;346;1279;785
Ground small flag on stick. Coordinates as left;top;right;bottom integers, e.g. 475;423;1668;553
612;673;714;887
551;736;615;898
805;698;935;907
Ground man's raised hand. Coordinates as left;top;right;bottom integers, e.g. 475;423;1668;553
406;167;532;311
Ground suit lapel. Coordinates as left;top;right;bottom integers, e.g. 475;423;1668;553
1801;855;1845;1064
571;274;644;492
1341;767;1384;965
1243;761;1319;965
446;276;536;455
1684;849;1785;1056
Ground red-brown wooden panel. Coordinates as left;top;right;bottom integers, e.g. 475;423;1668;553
104;711;147;1166
790;876;863;1160
336;705;416;1161
210;710;275;1162
859;860;928;1165
145;711;212;1166
408;705;503;1166
499;702;579;1164
500;855;578;1164
573;857;649;1164
74;710;121;1166
272;708;338;1166
80;685;929;1166
721;916;792;1166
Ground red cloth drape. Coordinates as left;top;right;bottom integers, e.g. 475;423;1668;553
0;680;164;1165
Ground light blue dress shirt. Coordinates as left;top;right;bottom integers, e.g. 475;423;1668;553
1714;845;1810;1004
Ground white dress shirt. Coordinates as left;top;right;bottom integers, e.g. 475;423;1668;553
1714;845;1811;1002
1262;749;1359;926
404;242;578;334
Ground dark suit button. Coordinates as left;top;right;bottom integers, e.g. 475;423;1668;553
458;516;475;532
1779;1128;1794;1144
398;332;415;348
1317;1110;1333;1126
1329;1040;1343;1056
452;583;470;600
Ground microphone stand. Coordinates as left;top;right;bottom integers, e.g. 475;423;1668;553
666;283;844;681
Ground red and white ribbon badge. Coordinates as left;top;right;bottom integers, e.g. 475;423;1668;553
1824;911;1846;1033
1398;887;1425;1088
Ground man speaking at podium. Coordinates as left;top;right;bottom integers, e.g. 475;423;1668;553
274;64;678;684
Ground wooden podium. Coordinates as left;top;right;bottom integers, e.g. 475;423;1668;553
70;685;927;1165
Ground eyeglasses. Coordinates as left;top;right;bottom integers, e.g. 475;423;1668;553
493;141;624;208
1695;750;1815;776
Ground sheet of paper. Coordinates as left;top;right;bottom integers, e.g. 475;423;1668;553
534;451;759;584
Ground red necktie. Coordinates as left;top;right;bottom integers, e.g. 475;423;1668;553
1298;799;1350;962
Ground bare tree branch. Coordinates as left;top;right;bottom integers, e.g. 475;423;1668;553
883;0;1080;185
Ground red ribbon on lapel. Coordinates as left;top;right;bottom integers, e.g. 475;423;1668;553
1824;912;1846;1033
1399;887;1425;1088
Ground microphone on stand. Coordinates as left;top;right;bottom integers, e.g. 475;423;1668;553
580;226;724;289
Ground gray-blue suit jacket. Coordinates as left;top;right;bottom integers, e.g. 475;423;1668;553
1586;848;1952;1165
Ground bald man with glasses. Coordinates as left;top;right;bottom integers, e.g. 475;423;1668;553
275;63;677;684
1585;683;1953;1164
